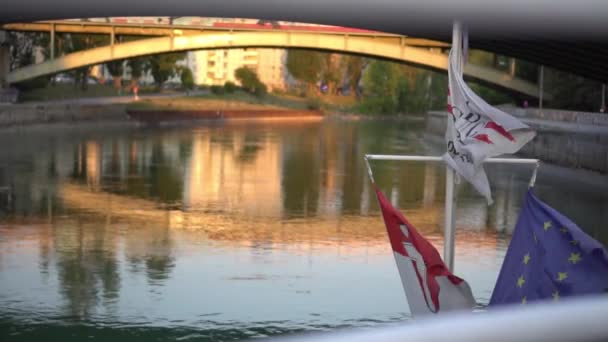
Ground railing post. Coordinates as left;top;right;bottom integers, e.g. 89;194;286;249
443;21;463;272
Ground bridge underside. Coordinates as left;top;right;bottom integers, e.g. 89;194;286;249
0;0;607;83
5;31;541;98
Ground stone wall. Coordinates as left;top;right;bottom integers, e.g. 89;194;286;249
499;105;608;127
0;102;129;127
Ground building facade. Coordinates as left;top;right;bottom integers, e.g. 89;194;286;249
86;17;287;90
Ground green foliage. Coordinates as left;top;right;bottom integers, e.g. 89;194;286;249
341;55;368;95
286;49;323;90
361;60;400;114
396;76;412;112
127;57;149;80
106;60;124;77
180;67;195;90
148;52;186;88
210;85;225;95
234;67;267;98
358;61;452;115
224;81;238;93
469;82;514;105
8;32;50;70
515;60;539;83
8;32;51;91
321;53;341;94
234;67;258;91
254;83;268;98
545;68;603;111
468;50;495;68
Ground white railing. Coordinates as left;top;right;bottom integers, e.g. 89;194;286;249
268;295;608;342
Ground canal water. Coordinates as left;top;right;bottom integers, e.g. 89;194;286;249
1;119;607;341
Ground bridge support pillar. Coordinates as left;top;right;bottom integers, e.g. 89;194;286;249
0;31;10;87
0;30;18;103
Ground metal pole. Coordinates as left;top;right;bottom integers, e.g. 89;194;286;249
444;167;456;271
539;65;544;113
442;21;463;272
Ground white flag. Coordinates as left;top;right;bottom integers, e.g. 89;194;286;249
444;28;536;204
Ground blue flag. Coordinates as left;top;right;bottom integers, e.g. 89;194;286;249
490;190;608;306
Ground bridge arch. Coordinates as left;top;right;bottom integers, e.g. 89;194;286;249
7;31;540;97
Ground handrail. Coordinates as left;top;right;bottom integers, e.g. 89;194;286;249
268;295;608;342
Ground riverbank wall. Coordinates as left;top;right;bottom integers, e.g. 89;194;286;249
499;106;608;126
426;110;608;173
0;102;129;127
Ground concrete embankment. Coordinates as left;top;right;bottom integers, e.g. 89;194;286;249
426;110;608;173
126;109;323;124
0;102;129;127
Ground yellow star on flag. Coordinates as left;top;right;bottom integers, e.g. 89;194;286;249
543;221;552;231
523;253;531;265
517;275;525;288
552;291;560;301
557;272;568;282
560;227;568;234
568;252;582;264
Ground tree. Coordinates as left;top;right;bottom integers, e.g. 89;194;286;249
286;49;323;94
180;67;194;90
8;32;49;70
234;67;258;91
361;60;400;114
321;53;342;95
545;68;603;111
147;52;186;89
106;60;124;93
127;57;149;88
8;32;51;91
234;67;267;97
341;55;368;97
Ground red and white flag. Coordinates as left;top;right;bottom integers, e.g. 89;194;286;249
375;187;475;316
444;28;536;204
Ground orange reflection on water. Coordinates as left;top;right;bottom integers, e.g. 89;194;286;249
183;131;283;217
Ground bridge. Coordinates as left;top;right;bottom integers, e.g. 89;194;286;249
2;20;541;97
0;0;606;85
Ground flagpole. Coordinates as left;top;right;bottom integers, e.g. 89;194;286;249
443;21;463;272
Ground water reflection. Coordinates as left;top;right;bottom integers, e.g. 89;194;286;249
0;119;607;341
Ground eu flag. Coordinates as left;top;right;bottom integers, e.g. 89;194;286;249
490;190;608;306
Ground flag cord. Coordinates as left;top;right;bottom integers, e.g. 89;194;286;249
528;161;540;188
364;156;376;184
